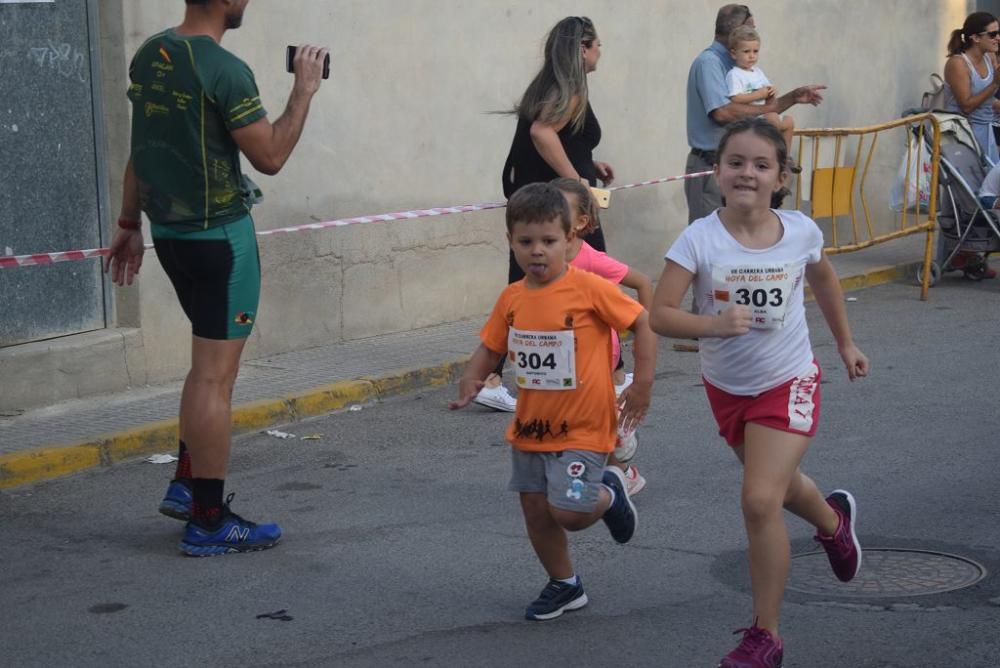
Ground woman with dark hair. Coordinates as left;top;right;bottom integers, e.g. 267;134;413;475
944;11;1000;164
476;16;615;412
944;11;1000;278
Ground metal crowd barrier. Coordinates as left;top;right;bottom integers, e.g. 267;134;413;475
789;113;940;300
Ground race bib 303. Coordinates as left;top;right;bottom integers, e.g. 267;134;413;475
711;263;797;330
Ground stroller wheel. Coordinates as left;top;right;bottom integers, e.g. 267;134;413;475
917;261;941;287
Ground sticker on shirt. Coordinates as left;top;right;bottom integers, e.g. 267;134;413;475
508;328;576;390
711;263;796;329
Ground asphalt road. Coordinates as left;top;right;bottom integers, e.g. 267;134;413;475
2;277;999;667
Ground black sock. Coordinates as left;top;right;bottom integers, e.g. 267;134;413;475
175;440;192;480
191;478;225;527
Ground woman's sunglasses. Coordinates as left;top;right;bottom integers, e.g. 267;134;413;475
979;30;1000;38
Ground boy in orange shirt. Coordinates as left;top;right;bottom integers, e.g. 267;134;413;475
450;182;657;621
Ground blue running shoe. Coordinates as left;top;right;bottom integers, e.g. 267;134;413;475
180;494;281;557
525;577;588;621
602;467;637;544
158;479;192;521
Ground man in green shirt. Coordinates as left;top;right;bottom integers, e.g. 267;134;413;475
105;0;328;556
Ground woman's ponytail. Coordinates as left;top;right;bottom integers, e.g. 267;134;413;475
948;13;998;56
947;28;965;56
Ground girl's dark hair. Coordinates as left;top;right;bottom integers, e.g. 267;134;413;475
550;177;601;234
505;182;572;234
717;117;788;171
947;12;998;56
717;118;790;208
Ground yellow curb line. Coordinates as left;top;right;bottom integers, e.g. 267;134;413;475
0;358;467;490
0;444;103;487
806;261;916;301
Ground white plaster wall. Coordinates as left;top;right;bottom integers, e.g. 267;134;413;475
106;0;970;383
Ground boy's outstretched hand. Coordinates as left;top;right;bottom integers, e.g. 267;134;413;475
617;380;651;435
839;343;870;381
449;378;485;410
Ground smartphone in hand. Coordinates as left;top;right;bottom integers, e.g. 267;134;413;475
286;45;330;79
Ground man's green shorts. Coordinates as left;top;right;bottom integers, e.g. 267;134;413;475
151;215;260;340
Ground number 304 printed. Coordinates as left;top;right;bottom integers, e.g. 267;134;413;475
516;352;557;370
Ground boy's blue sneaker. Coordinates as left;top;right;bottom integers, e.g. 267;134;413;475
180;495;281;557
158;479;192;521
602;467;637;544
524;577;588;621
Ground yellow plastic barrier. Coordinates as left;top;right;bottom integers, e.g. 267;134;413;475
790;113;940;300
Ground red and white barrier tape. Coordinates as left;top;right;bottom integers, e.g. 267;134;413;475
0;170;712;269
256;201;510;237
608;170;712;191
0;248;111;269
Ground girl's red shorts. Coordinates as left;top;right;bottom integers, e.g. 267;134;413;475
704;360;821;447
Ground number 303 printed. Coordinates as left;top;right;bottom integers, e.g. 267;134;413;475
734;288;783;308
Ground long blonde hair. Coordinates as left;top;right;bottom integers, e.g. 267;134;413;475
515;17;597;133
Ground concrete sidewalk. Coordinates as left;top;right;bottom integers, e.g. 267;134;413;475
0;234;929;489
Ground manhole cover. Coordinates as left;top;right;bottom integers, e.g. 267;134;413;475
787;548;987;598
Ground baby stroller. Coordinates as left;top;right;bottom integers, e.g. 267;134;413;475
912;111;1000;284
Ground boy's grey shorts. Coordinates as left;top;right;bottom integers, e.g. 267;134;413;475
508;448;609;513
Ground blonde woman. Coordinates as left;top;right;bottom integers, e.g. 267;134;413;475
478;16;614;412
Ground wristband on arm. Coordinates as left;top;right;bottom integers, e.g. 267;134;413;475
117;217;141;231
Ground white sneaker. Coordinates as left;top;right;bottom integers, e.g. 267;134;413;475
614;372;634;397
473;384;517;412
623;465;646;496
614;427;638;462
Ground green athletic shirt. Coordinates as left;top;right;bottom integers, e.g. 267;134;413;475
127;29;267;230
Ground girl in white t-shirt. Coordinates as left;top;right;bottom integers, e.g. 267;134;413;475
726;26;799;172
650;118;869;668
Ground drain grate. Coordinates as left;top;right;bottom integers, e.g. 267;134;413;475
787;548;987;598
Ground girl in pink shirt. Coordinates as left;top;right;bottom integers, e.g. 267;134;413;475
553;178;653;495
